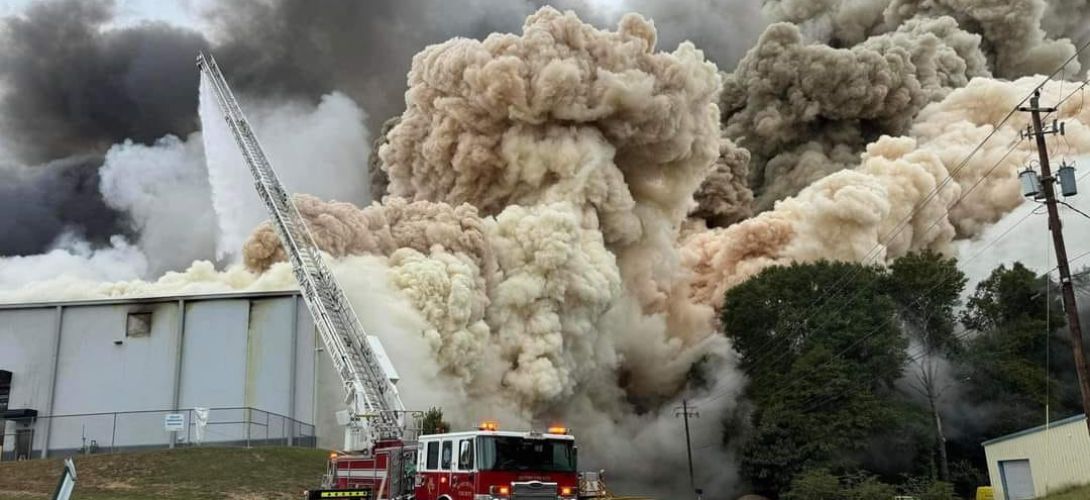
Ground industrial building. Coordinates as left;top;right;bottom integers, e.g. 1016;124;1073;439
982;413;1090;499
0;291;342;460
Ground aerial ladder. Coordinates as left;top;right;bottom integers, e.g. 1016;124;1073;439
196;53;405;455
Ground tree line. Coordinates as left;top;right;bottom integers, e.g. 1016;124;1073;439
716;251;1086;498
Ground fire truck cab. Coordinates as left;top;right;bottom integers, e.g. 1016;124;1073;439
415;422;578;500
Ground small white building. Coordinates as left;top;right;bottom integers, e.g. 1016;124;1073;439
0;291;343;460
982;413;1090;499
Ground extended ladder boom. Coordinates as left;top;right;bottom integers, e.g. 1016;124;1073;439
196;53;404;448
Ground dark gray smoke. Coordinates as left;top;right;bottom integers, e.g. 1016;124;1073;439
0;0;207;164
0;157;132;256
207;0;540;135
0;0;769;257
725;0;1083;213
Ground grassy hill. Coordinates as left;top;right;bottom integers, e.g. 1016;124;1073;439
1044;484;1090;499
0;447;329;499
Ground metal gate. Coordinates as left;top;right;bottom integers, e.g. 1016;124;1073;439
999;459;1035;499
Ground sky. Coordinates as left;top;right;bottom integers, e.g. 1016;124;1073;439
2;0;208;30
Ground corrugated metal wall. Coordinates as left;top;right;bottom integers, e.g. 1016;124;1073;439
0;293;323;456
985;415;1090;498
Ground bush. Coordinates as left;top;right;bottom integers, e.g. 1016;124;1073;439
783;468;840;500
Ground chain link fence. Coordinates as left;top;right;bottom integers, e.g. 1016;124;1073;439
1;407;315;461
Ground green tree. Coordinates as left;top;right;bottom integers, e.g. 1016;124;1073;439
421;407;450;434
958;263;1076;434
886;250;967;481
722;261;908;495
782;468;839;500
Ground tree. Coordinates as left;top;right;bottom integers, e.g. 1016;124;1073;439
958;263;1078;434
422;407;450;434
721;261;908;495
886;251;967;481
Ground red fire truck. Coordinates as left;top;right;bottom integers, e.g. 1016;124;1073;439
311;421;579;500
414;422;578;500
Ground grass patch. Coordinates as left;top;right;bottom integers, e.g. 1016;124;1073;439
1043;483;1090;499
0;447;329;499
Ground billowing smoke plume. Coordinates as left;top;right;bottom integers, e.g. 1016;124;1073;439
98;135;217;276
723;16;990;210
240;8;740;492
367;116;400;201
727;0;1087;214
244;196;493;278
764;0;1081;78
0;156;132;256
0;0;206;164
683;76;1090;309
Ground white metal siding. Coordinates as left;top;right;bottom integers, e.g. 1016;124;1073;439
177;299;250;409
244;298;294;415
0;292;321;456
0;308;55;410
1000;460;1034;499
52;303;179;414
985;416;1090;497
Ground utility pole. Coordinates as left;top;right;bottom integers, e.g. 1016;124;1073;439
675;400;699;496
1019;90;1090;435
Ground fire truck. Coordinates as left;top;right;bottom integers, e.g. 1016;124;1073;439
318;421;580;499
197;53;594;500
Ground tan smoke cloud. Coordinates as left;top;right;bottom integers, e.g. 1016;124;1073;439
691;137;754;227
722;17;989;210
243;194;495;280
884;0;1079;77
485;202;623;408
685;75;1090;308
765;0;1080;79
367;115;399;202
378;6;723;314
386;247;498;392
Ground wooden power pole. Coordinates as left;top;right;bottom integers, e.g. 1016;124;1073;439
675;400;699;496
1020;90;1090;434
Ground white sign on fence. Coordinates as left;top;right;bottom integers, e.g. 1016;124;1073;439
164;413;185;432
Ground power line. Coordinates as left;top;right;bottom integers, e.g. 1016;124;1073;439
697;35;1090;411
743;139;1021;378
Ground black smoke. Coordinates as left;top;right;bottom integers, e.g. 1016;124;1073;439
0;0;763;258
0;0;207;164
0;157;133;256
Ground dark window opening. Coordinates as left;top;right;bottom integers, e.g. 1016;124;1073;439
126;312;152;337
0;370;10;412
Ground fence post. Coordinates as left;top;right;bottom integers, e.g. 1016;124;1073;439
111;413;117;453
283;417;287;447
245;408;251;448
265;411;269;446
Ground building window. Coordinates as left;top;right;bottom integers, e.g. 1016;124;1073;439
126;312;152;337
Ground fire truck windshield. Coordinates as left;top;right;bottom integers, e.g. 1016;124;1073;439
477;436;576;472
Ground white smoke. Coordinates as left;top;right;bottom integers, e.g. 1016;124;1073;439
99;134;217;275
199;73;372;261
0;233;147;290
